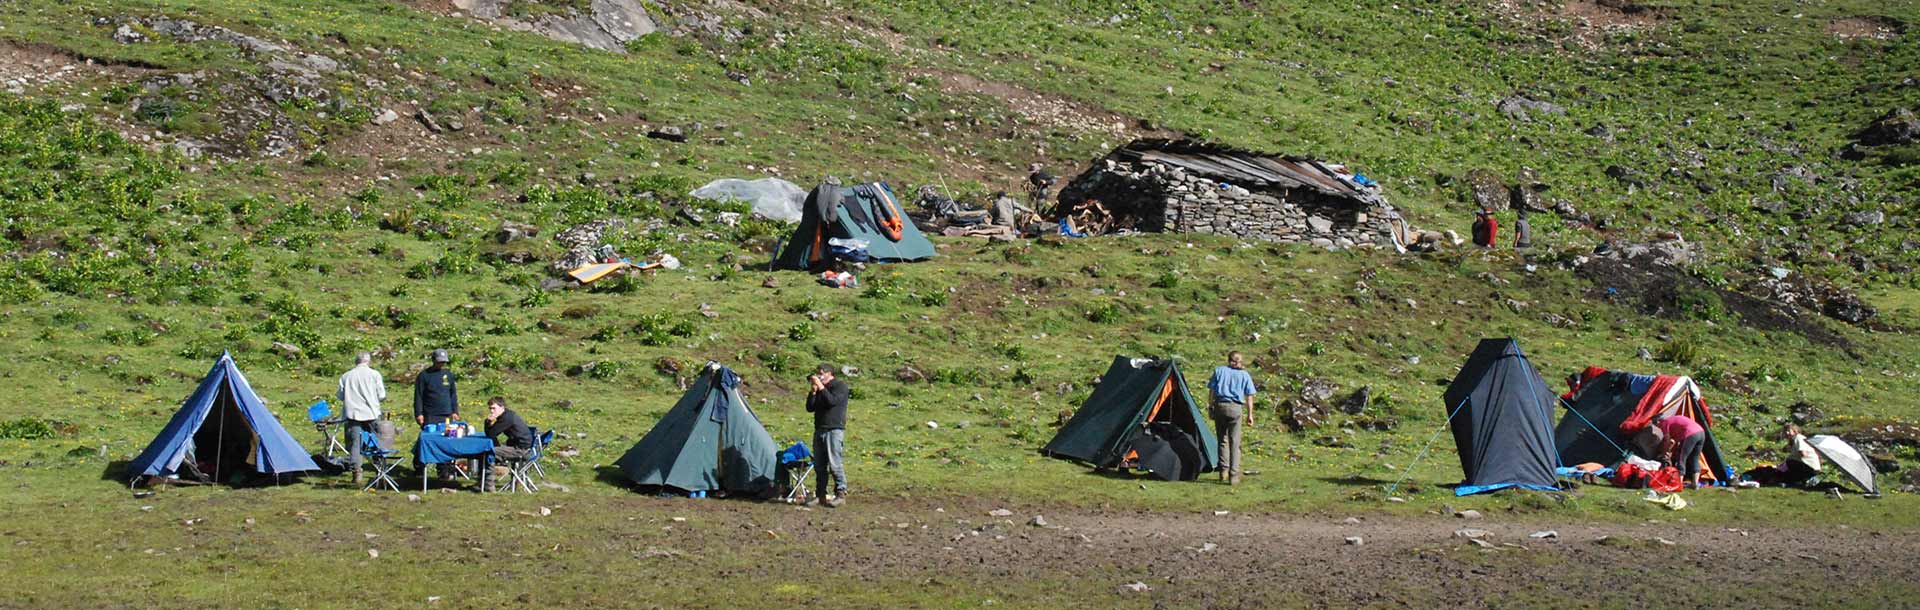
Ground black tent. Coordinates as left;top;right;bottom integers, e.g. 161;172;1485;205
1042;357;1218;480
1441;339;1561;495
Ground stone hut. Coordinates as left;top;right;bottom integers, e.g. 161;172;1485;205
1058;139;1409;249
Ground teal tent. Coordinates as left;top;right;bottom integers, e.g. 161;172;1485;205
1043;357;1218;480
128;352;319;485
774;181;934;270
615;364;779;494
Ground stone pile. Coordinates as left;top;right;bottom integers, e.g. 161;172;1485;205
1067;158;1406;250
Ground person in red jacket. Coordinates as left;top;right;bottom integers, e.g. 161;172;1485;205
1471;208;1499;248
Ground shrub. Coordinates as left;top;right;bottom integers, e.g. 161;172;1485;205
1656;338;1699;366
787;321;818;342
0;417;66;440
1085;301;1123;324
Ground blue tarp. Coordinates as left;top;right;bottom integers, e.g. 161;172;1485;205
128;352;319;480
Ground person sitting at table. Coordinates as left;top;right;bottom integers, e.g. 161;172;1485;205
484;396;533;488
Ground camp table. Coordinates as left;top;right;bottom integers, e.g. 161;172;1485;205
413;431;494;492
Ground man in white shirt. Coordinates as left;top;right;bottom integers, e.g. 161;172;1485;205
337;352;387;484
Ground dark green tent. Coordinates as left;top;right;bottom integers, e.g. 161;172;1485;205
615;364;779;494
1042;357;1219;480
774;181;935;270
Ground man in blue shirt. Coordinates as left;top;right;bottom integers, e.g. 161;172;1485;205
1207;352;1257;485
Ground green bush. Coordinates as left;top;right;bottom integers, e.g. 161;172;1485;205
1656;338;1700;366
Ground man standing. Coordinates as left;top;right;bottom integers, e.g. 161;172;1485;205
1206;352;1257;485
805;363;850;507
413;349;459;477
336;352;387;485
483;397;533;490
413;349;459;426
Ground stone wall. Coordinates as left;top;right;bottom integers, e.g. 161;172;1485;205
1061;158;1406;250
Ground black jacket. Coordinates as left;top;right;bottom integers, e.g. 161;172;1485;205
486;408;533;450
413;368;458;419
807;378;849;431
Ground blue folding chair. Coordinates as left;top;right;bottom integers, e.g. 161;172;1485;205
779;442;813;503
528;429;556;481
308;401;346;458
359;430;403;492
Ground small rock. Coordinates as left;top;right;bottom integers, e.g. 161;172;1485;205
1345;536;1364;546
647;125;688;142
537;506;552;517
1467;538;1495;548
1457;510;1483;520
367;548;380;559
1213;510;1231;516
1118;582;1152;594
988;509;1014;517
760;276;779;289
1656;537;1676;546
373;109;400;125
407;494;420;502
1386;496;1407;503
925;421;939;429
1454;529;1492;539
1028;515;1048;527
1529;530;1558;539
270;341;302;358
1342;517;1362;525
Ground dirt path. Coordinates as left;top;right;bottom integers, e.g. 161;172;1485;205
650;495;1920;608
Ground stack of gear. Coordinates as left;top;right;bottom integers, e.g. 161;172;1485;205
1554;367;1731;485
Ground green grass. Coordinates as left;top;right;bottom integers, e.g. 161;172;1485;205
0;0;1912;537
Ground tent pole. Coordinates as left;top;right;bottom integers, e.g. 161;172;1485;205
1385;396;1471;497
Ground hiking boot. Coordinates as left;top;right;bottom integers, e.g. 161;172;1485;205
825;496;844;508
1229;475;1242;486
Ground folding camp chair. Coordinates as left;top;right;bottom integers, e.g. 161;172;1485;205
359;430;403;492
528;429;555;481
494;428;542;494
308;401;346;458
779;442;813;503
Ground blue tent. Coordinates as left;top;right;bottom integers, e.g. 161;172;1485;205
128;352;318;483
1442;339;1561;495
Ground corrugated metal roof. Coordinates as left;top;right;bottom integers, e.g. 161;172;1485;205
1114;139;1381;205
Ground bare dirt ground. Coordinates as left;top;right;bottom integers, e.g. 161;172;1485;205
595;493;1920;608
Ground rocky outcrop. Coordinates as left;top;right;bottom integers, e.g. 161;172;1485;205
455;0;658;52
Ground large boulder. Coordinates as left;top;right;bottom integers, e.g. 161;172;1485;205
690;177;806;223
1855;107;1920;147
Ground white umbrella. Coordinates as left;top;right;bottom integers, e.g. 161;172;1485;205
1807;435;1878;495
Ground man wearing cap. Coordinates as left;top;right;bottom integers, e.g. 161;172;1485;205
413;349;459;477
336;352;386;485
414;349;459;426
805;363;850;507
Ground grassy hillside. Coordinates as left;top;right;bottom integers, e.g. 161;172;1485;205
0;0;1915;523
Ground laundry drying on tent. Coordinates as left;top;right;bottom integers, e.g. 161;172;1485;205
1438;338;1562;496
1553;366;1732;487
1042;356;1218;481
127;352;319;486
614;363;781;497
774;180;935;270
